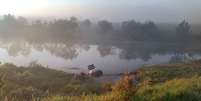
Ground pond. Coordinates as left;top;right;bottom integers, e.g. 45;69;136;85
0;40;201;74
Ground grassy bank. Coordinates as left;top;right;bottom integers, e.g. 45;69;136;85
0;63;102;101
1;60;201;101
42;60;201;101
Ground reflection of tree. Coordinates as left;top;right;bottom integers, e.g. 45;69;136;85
97;45;114;57
44;44;78;60
0;39;200;62
0;41;81;60
95;43;155;61
96;42;201;62
28;43;81;60
79;44;90;51
119;46;152;61
7;42;31;57
41;43;90;60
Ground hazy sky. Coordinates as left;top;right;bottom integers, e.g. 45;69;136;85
0;0;200;23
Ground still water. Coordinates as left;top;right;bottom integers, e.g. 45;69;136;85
0;41;200;74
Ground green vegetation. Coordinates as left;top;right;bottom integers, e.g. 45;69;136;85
0;63;101;101
1;60;201;101
138;61;201;83
42;77;201;101
135;77;201;101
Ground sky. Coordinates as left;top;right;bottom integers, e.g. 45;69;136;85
0;0;200;23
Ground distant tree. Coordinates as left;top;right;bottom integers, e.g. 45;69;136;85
0;14;16;30
69;16;79;33
31;20;47;40
122;20;141;33
141;21;160;41
121;20;160;41
70;16;77;22
48;17;79;40
3;14;16;24
82;19;91;28
121;20;142;40
17;16;28;26
32;20;43;28
98;20;113;33
176;20;191;42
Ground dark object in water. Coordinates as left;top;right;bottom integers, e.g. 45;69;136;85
88;64;96;70
91;70;103;77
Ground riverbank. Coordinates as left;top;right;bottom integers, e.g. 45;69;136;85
1;60;201;101
43;60;201;101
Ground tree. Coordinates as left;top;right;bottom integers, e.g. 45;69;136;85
176;20;191;42
98;20;113;33
1;14;17;30
141;21;160;41
69;17;79;33
82;19;91;28
121;20;160;41
17;16;28;26
121;20;142;40
121;20;141;34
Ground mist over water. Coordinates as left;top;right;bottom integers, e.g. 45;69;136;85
2;1;201;100
0;15;201;73
0;40;200;74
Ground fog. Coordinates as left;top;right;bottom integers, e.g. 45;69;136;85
0;14;200;73
0;0;201;23
0;0;201;72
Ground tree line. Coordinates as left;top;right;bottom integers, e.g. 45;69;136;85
0;14;194;43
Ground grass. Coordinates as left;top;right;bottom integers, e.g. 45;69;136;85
1;60;201;101
135;77;201;101
138;60;201;83
41;77;201;101
0;63;102;101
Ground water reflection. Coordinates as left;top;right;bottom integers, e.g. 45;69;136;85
7;42;31;56
0;41;80;60
97;45;115;57
0;40;201;73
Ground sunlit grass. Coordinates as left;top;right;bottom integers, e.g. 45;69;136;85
1;60;201;101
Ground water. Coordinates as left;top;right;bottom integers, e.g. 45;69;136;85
0;40;200;74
